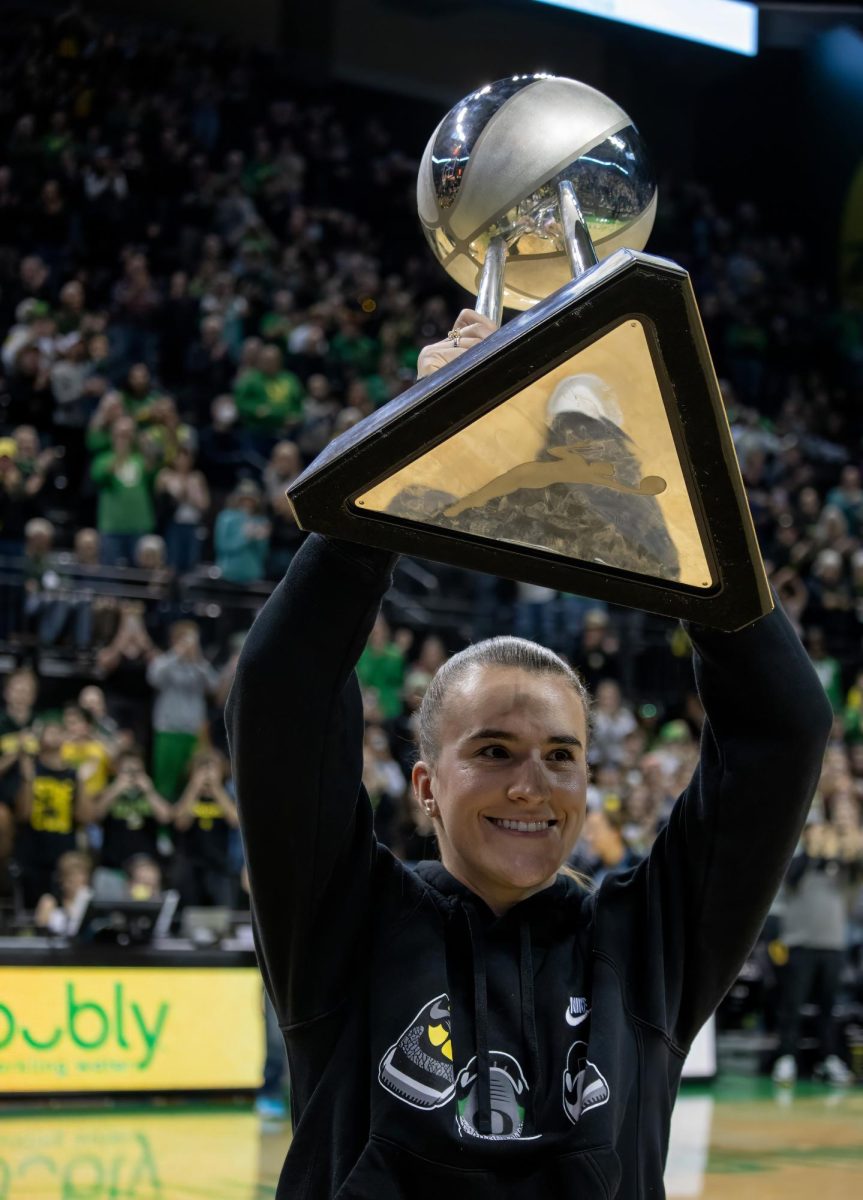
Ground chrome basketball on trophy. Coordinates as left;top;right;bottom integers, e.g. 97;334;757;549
416;73;657;318
287;74;771;630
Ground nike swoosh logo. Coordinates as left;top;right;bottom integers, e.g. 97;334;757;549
565;1007;591;1028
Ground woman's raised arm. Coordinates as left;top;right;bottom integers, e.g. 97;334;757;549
598;598;833;1051
226;533;396;1025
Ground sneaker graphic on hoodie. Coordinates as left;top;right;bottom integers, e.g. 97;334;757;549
562;1040;610;1124
455;1051;530;1140
378;994;456;1110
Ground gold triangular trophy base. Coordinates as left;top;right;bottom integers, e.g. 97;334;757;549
287;250;771;631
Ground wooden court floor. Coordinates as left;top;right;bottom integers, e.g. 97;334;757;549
0;1077;859;1198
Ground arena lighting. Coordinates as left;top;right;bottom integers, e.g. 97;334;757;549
532;0;759;57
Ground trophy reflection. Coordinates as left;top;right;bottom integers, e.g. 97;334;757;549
380;356;683;583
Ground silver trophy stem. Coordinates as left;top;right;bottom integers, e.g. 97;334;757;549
475;236;507;327
558;180;598;279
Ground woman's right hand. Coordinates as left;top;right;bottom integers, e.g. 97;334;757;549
416;308;498;379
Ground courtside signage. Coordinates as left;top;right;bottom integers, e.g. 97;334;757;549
0;967;264;1092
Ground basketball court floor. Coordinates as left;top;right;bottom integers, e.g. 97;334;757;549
0;1076;859;1198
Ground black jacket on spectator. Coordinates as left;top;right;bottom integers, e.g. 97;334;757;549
179;791;231;872
100;787;161;869
183;342;236;419
197;426;251;495
17;759;78;907
227;535;831;1200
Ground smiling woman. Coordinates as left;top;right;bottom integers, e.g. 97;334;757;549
411;642;591;914
226;312;834;1200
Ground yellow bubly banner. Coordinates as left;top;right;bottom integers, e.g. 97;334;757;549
0;968;264;1092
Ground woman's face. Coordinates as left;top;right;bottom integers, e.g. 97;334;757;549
413;665;588;913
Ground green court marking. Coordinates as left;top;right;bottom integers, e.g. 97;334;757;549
708;1073;863;1104
0;1099;256;1120
708;1143;863;1174
131;1181;278;1199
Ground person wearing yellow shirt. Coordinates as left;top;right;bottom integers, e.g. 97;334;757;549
60;704;113;798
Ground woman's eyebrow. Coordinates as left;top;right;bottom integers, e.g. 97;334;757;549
466;728;518;742
466;729;583;747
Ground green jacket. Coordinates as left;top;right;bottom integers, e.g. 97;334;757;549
234;369;305;432
356;643;405;720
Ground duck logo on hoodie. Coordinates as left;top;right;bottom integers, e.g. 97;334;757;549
378;994;456;1110
562;1040;610;1124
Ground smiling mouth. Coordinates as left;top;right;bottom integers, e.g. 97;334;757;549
485;817;558;835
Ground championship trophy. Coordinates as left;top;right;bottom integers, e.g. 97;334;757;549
286;75;771;629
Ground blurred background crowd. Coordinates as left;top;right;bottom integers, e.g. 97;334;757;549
0;4;860;1081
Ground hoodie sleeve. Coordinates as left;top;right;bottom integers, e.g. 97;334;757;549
225;533;396;1025
598;598;833;1051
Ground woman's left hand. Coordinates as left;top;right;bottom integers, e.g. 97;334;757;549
417;308;498;379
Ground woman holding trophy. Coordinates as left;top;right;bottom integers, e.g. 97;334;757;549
227;77;832;1199
228;313;829;1197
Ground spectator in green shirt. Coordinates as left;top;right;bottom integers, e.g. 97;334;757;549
843;668;863;741
806;626;843;713
234;344;304;443
328;313;380;378
90;415;156;565
356;616;410;721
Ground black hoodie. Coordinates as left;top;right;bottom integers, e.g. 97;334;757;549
226;534;832;1200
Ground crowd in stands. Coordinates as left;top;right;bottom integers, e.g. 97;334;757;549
0;5;860;1076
